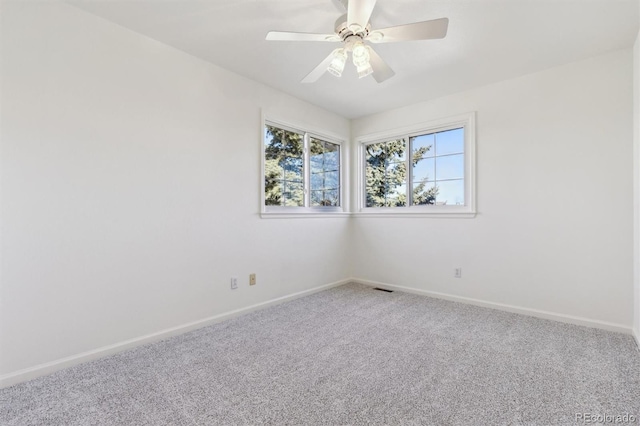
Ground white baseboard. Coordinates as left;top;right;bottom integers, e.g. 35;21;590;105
351;278;632;335
0;278;350;389
633;328;640;351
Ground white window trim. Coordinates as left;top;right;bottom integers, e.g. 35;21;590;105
260;114;349;219
354;112;476;218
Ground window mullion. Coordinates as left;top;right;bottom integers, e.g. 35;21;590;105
406;136;411;207
433;132;438;204
361;143;367;209
383;143;388;207
303;133;310;207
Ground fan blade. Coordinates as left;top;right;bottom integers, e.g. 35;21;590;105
367;47;395;83
367;18;448;43
301;51;337;83
347;0;377;31
266;31;341;42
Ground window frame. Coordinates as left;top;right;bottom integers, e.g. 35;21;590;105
356;112;476;218
261;117;348;218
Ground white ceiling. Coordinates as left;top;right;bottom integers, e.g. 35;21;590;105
69;0;639;119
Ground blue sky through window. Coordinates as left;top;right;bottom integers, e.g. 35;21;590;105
411;127;464;205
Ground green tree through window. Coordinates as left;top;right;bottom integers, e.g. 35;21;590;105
365;139;437;207
265;125;304;206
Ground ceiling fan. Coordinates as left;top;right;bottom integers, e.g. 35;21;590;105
265;0;448;83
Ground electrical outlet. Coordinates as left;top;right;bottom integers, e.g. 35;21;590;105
231;277;238;289
454;268;462;278
249;273;256;286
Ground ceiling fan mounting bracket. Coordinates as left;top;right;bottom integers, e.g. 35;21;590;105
335;14;370;43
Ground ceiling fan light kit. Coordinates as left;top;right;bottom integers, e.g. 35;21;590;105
353;43;373;78
265;0;448;84
327;48;348;77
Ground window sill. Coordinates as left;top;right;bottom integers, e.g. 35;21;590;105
261;210;351;219
260;210;476;219
352;209;476;219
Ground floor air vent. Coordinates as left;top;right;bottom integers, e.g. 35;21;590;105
373;287;393;293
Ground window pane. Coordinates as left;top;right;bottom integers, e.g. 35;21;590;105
387;183;407;207
265;124;304;208
265;125;303;159
365;142;385;166
324;150;339;171
385;139;406;162
386;161;406;180
310;139;340;172
324;140;339;151
283;181;304;206
311;189;339;207
435;128;464;156
412;181;437;205
365;174;388;206
265;179;283;206
310;190;323;206
413;157;435;182
324;189;339;206
365;187;384;207
323;171;339;189
436;179;464;205
365;186;384;207
365;140;407;208
283;156;303;181
322;141;340;171
367;185;406;207
365;164;385;191
310;155;324;174
264;159;284;181
310;171;340;191
309;138;340;207
310;172;323;189
435;154;464;180
385;162;406;205
309;139;325;174
365;142;386;194
411;134;435;158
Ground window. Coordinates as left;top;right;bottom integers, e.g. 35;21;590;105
364;129;464;207
359;113;475;217
263;121;343;215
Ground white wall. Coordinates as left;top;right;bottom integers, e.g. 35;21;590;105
0;2;351;380
1;0;637;388
351;49;634;328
